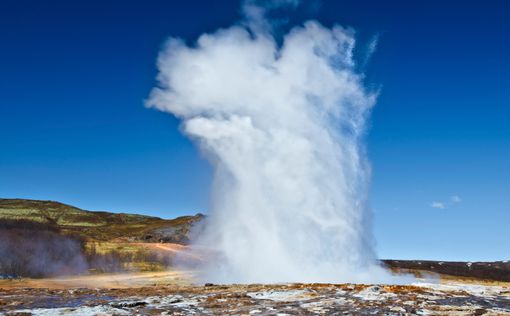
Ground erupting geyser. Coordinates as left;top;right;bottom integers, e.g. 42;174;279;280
148;1;391;283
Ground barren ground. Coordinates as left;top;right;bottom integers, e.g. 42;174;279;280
1;271;510;315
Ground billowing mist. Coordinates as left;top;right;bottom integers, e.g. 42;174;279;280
148;1;392;283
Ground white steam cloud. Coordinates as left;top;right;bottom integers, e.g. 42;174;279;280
148;1;393;283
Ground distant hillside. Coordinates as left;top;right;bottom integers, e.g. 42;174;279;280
0;198;204;243
384;259;510;283
2;198;509;283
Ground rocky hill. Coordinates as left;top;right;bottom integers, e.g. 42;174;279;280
0;198;203;243
0;198;205;277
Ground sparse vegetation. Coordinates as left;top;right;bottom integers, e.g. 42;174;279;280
0;198;203;277
0;198;204;242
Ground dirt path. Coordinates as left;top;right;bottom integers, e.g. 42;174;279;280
133;242;204;262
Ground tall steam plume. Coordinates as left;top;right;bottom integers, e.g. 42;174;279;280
148;1;391;283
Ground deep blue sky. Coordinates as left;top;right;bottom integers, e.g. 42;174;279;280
1;0;509;261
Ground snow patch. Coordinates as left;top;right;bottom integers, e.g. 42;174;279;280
413;282;505;297
8;305;130;316
352;286;397;301
247;289;313;302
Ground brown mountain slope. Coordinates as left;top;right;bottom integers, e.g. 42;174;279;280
0;198;203;243
383;259;510;283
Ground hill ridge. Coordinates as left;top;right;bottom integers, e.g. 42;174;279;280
0;198;204;243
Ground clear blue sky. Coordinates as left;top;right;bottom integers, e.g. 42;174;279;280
1;0;509;261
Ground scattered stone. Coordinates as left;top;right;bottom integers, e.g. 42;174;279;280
1;282;509;315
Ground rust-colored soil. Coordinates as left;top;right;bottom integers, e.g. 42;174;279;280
0;271;194;290
1;273;509;315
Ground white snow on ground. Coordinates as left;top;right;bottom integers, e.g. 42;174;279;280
249;309;262;314
144;294;201;313
352;286;397;301
247;289;313;301
413;282;508;297
143;295;186;305
7;305;130;316
300;297;351;312
5;295;202;316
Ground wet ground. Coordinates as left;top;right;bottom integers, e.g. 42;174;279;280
1;276;510;315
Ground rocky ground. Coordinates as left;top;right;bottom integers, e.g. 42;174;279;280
2;199;510;315
1;277;509;315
